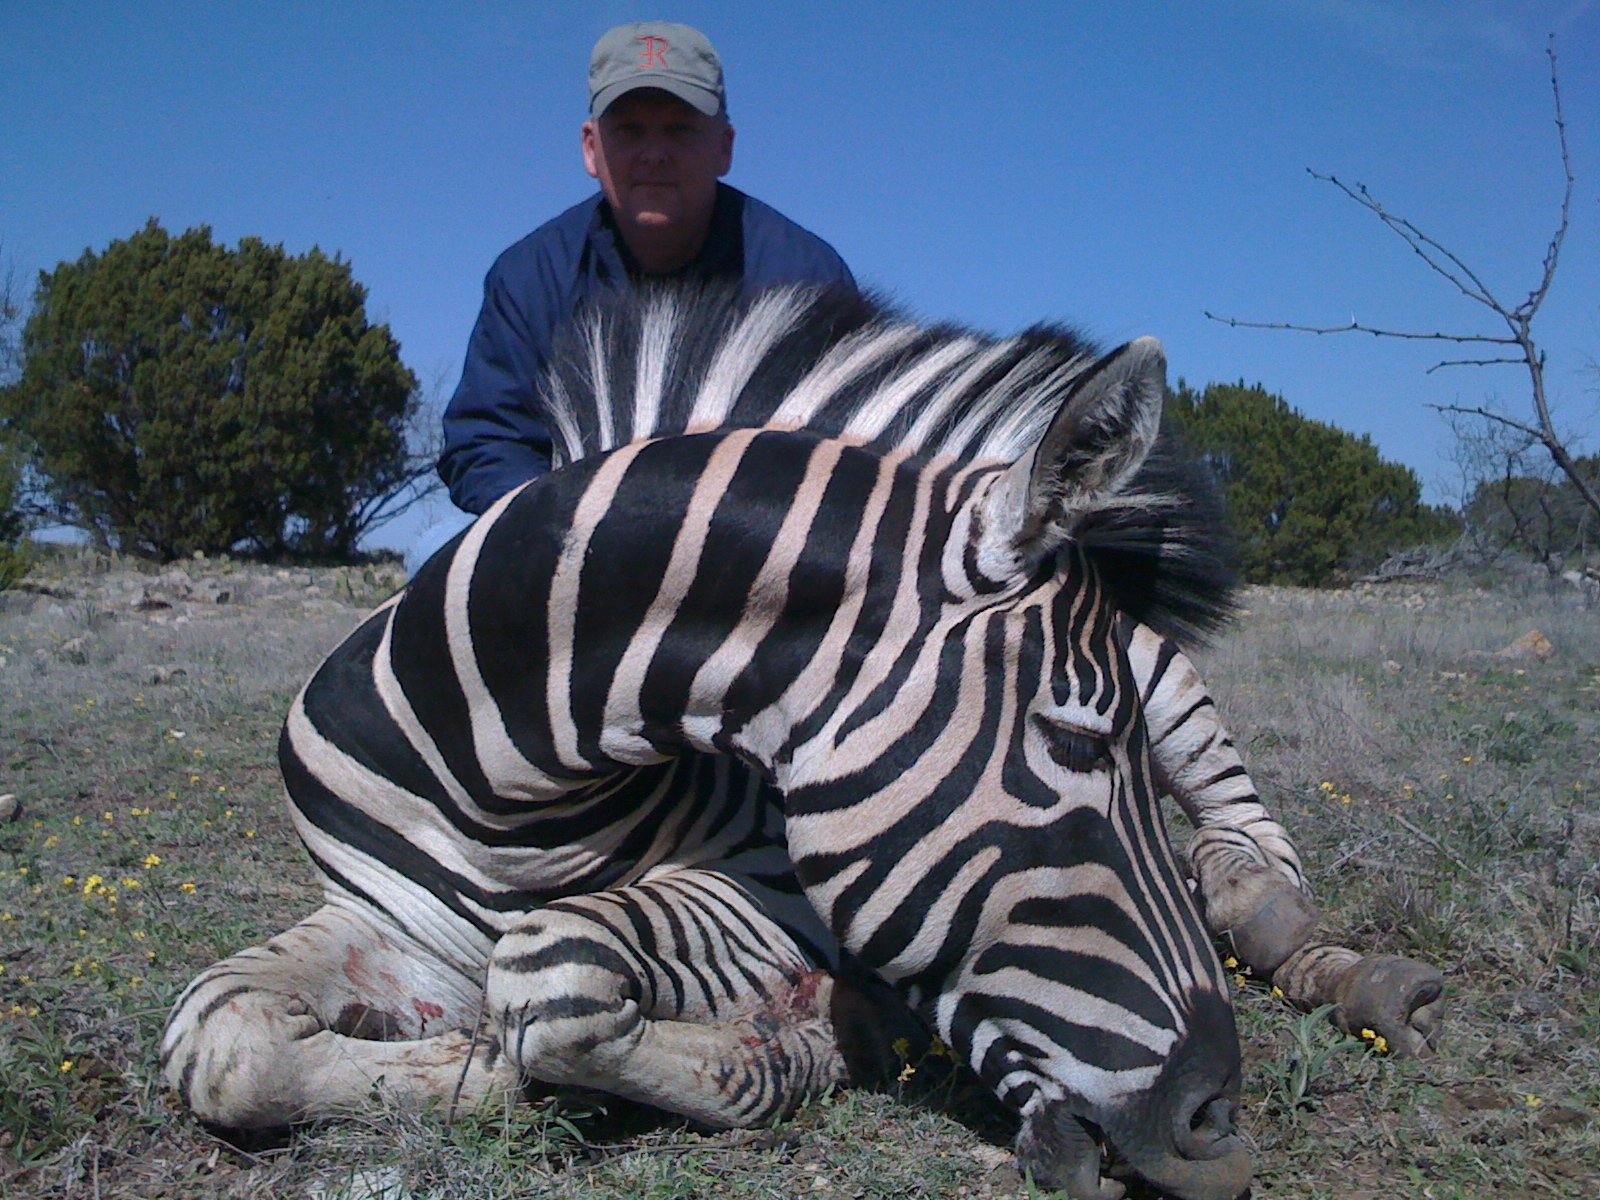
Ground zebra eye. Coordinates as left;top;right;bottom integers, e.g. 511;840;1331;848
1035;716;1114;773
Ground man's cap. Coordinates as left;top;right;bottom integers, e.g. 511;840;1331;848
588;22;725;119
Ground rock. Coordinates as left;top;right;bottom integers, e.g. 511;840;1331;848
57;635;90;663
0;793;20;823
196;580;233;604
1494;630;1554;660
1382;659;1402;673
967;1144;1013;1171
131;588;172;611
146;665;188;685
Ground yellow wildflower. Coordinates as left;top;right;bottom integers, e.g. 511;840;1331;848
142;853;161;869
180;882;197;894
891;1037;912;1060
1525;1093;1543;1108
59;1060;75;1074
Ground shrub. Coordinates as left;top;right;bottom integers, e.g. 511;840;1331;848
1168;380;1459;586
0;220;423;560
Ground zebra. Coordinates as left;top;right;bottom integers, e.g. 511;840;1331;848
161;285;1442;1200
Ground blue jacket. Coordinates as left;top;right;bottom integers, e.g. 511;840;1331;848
438;183;855;514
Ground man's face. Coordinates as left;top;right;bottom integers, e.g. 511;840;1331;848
582;89;734;239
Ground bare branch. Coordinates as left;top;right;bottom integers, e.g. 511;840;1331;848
1426;403;1544;442
1521;36;1574;320
1307;169;1505;315
1424;357;1528;374
1203;311;1517;346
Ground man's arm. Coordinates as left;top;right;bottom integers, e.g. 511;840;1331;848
438;259;559;515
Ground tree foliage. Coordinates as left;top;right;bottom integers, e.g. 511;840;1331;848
0;220;426;560
0;243;31;588
1168;380;1459;586
1460;435;1598;570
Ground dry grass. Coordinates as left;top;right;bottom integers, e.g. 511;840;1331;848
2;551;1597;1198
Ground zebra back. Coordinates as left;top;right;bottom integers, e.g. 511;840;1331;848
542;283;1238;644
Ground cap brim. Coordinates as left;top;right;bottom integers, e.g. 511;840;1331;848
591;75;721;118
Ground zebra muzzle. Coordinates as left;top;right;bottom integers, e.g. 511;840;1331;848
1013;1103;1127;1200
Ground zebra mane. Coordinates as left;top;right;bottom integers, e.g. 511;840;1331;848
542;283;1237;643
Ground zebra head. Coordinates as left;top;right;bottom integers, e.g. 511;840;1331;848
541;287;1251;1197
768;336;1250;1199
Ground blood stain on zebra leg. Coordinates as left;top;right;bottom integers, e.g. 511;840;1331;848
762;969;830;1020
341;944;376;992
411;997;447;1033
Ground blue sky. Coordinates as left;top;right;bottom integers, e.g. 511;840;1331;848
4;1;1598;551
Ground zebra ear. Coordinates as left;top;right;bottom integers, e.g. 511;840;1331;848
981;337;1166;569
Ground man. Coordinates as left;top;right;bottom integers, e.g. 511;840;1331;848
412;21;853;569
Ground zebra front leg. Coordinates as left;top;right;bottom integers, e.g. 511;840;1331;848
161;902;520;1129
1128;621;1445;1057
1188;829;1444;1055
486;869;849;1128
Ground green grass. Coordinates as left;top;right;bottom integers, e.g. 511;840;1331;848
2;554;1597;1197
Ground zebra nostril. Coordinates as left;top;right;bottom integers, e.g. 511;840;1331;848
1179;1095;1239;1157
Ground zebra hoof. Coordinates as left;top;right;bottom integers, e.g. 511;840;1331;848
1331;955;1445;1058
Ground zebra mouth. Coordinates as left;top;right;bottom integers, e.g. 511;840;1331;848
1016;1097;1252;1200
